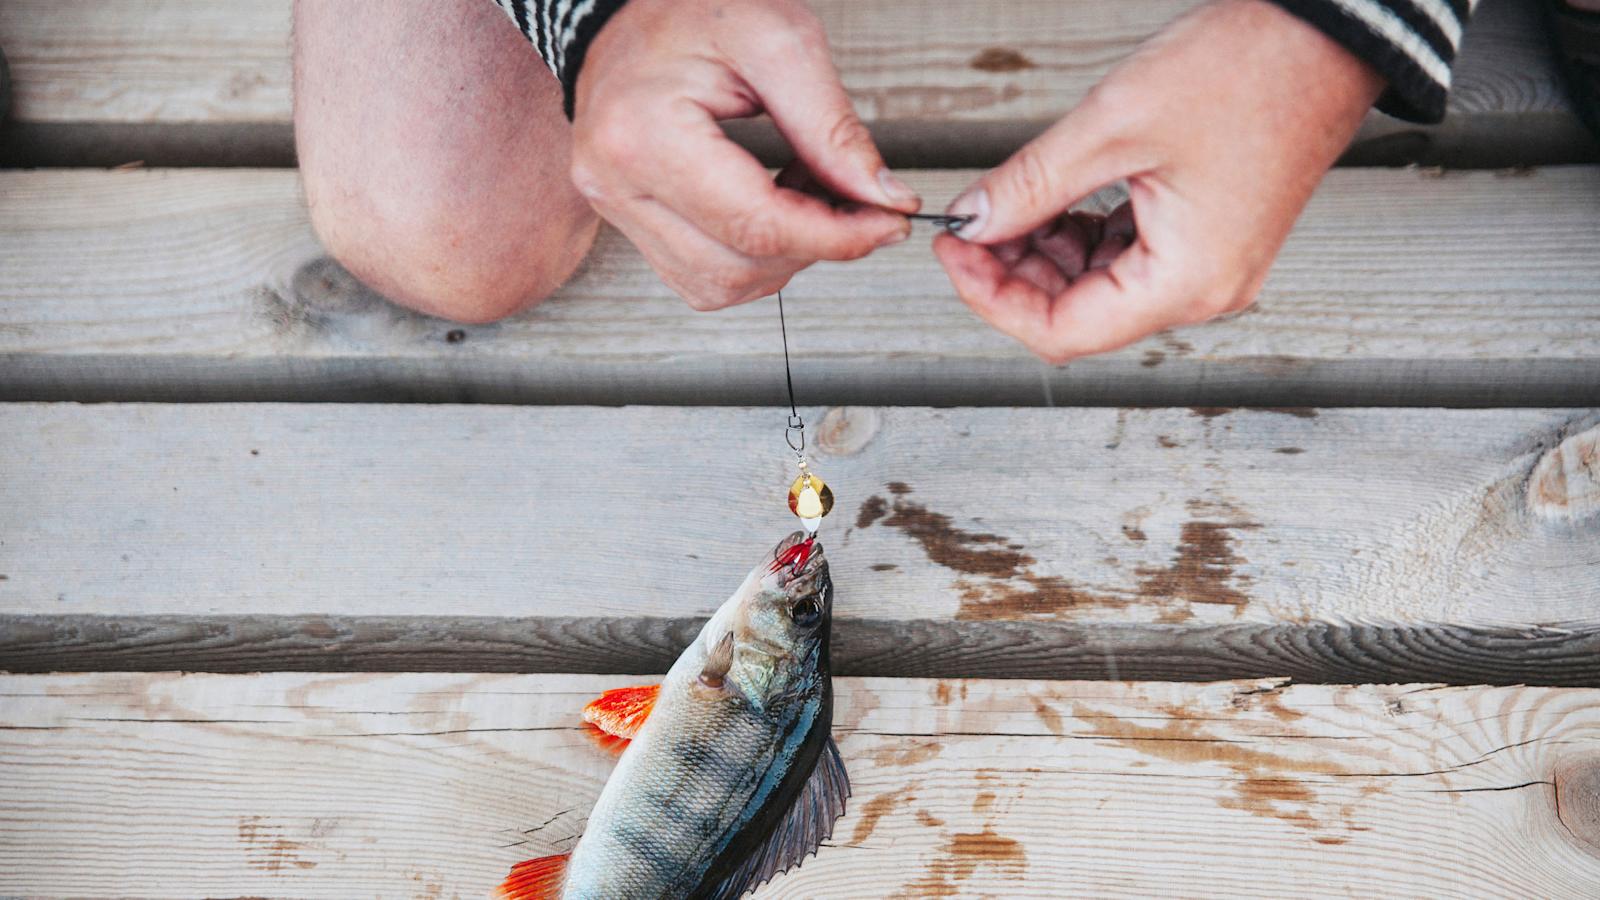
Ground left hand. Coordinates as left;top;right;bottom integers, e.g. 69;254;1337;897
932;0;1385;363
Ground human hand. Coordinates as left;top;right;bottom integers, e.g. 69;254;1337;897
933;0;1385;363
571;0;919;310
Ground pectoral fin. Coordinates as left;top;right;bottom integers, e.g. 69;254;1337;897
699;631;735;689
705;736;851;900
582;684;660;742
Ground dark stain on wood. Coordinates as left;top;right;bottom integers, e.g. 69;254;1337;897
1233;684;1306;723
1155;605;1195;624
895;827;1027;897
1158;435;1180;448
1067;702;1342;773
862;484;1118;617
870;563;898;572
856;495;888;529
969;47;1036;72
1191;406;1231;419
955;573;1126;620
862;491;1034;579
874;739;944;767
1031;696;1064;735
1314;835;1350;845
916;809;946;828
1274;447;1305;455
1224;777;1318;829
1162;335;1196;355
1122;525;1147;542
868;483;1257;620
1142;349;1166;368
851;785;916;845
1069;700;1363;834
972;791;998;813
1135;512;1261;610
238;816;317;872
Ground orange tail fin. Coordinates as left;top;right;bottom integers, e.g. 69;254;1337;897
493;852;570;900
581;684;660;742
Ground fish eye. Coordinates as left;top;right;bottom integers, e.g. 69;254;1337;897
790;597;822;628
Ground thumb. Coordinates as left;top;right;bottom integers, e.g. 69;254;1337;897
742;47;920;214
946;102;1137;244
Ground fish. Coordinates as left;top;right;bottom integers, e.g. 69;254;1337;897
495;531;847;899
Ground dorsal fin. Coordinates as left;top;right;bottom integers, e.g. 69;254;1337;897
705;737;851;900
492;851;569;899
699;631;735;688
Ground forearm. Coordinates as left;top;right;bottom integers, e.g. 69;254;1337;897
489;0;629;116
1265;0;1480;122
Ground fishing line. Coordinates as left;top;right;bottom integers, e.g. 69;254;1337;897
775;288;832;537
775;211;965;453
778;288;803;453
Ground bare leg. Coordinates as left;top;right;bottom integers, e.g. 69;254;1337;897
293;0;598;322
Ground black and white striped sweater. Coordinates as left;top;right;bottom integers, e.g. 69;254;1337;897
491;0;1478;123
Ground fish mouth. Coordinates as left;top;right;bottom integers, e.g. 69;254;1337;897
767;531;829;597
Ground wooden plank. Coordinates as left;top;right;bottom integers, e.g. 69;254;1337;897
2;672;1597;897
3;403;1598;684
0;0;1591;168
3;167;1600;408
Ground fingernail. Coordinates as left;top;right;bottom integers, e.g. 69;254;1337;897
877;168;920;207
883;227;911;246
946;188;990;241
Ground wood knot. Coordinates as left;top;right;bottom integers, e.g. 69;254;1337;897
1554;753;1600;854
289;257;385;315
816;407;881;457
969;47;1035;72
1527;423;1600;523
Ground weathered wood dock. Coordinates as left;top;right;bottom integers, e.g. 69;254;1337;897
2;1;1598;897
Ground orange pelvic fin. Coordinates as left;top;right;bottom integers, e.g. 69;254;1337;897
493;852;570;900
581;684;660;741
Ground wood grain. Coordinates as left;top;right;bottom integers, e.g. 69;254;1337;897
3;167;1600;408
2;672;1597;898
6;614;1600;687
0;0;1591;167
3;404;1597;683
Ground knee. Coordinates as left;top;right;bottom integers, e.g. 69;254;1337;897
301;168;599;324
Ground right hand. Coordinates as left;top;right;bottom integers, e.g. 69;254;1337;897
571;0;919;310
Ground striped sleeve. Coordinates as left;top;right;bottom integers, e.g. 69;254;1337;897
490;0;630;118
1266;0;1479;123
